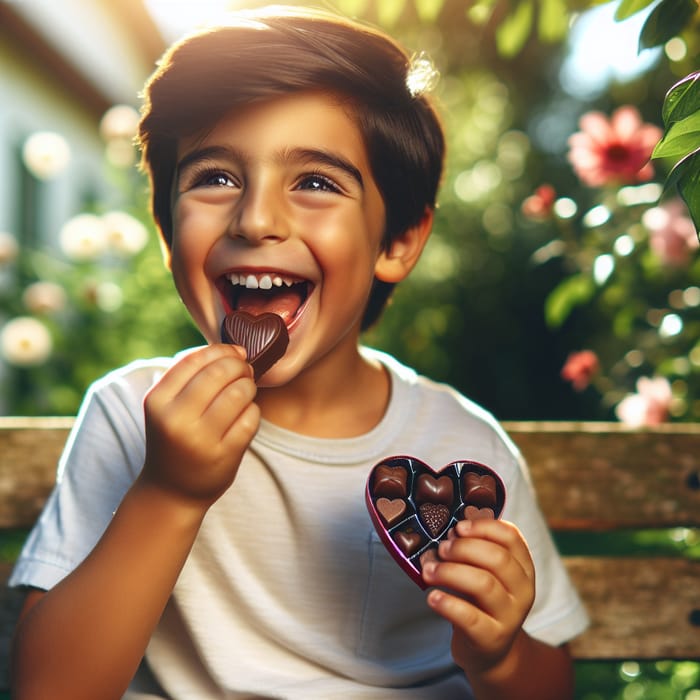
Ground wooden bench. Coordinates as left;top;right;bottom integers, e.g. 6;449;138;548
1;417;700;691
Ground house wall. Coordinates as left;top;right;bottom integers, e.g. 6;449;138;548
0;0;164;250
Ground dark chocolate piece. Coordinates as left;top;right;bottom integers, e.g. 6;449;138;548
376;498;407;527
221;311;289;381
393;527;424;557
415;474;453;505
465;505;495;521
372;465;408;498
418;503;450;537
463;472;497;509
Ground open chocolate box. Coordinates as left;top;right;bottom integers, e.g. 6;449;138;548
365;456;506;589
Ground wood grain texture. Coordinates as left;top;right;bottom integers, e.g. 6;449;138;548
565;557;700;659
504;421;700;530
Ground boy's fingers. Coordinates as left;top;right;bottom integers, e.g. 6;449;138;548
427;588;497;647
449;519;535;582
177;354;252;416
204;375;259;440
148;344;248;406
424;560;511;618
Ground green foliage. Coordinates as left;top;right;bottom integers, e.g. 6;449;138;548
614;0;657;20
496;0;535;56
655;72;700;234
638;0;698;50
545;274;596;328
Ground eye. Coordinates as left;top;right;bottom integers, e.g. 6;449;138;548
296;172;342;194
195;169;236;188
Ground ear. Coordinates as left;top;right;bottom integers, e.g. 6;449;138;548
374;207;434;284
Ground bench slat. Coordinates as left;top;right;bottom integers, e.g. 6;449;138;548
2;419;699;530
565;556;700;660
0;419;71;528
505;422;700;530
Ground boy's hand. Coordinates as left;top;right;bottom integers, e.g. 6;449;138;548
421;519;536;677
139;344;260;508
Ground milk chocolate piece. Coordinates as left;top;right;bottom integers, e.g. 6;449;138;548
376;498;407;527
221;311;289;381
463;473;497;509
418;503;450;537
372;465;408;498
415;474;453;505
393;527;424;556
465;505;495;521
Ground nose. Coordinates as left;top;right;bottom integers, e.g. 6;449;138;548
230;177;288;245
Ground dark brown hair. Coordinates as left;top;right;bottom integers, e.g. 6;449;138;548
138;7;445;329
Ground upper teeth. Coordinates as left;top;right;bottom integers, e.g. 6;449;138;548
226;272;295;289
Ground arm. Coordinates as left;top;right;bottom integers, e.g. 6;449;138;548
422;519;575;700
11;344;259;700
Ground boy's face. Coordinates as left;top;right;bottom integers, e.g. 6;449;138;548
171;91;387;385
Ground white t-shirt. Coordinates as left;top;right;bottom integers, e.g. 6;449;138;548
10;348;589;699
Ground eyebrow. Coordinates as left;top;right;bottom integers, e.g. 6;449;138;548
176;145;365;190
176;145;234;180
288;147;364;189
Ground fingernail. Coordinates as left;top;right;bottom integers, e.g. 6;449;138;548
428;589;443;607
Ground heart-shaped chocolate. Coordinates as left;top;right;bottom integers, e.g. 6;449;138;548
221;311;289;381
365;456;506;588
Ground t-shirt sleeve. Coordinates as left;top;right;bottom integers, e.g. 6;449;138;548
497;432;590;647
8;367;153;592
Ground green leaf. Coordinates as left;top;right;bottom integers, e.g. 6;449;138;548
414;0;444;22
652;111;700;159
538;0;569;43
334;0;371;15
675;150;700;236
662;71;700;126
377;0;406;27
467;0;497;25
544;274;596;328
496;0;534;57
614;0;657;20
639;0;697;51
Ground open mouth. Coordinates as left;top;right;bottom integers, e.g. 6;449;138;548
217;271;312;326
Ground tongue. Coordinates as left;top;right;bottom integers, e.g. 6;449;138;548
236;286;303;324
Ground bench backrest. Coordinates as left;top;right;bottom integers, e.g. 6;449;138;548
1;418;699;687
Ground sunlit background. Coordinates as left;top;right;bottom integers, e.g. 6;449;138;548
1;0;698;420
1;0;699;697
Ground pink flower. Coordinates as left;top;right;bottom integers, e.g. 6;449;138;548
561;350;599;391
522;184;556;220
643;198;699;267
615;376;672;427
567;106;662;187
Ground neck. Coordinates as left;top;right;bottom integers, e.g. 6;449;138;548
256;344;390;438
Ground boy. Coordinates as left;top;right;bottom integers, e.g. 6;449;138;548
9;7;588;699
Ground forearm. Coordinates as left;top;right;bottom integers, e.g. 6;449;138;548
11;480;206;700
466;632;575;700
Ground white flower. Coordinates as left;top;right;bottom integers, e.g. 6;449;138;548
102;211;148;256
95;281;123;312
100;105;140;168
22;131;71;180
22;281;67;314
0;316;53;367
99;105;140;142
0;231;19;264
615;376;672;427
59;213;107;261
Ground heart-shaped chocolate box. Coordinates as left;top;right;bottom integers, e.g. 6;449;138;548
365;456;506;589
